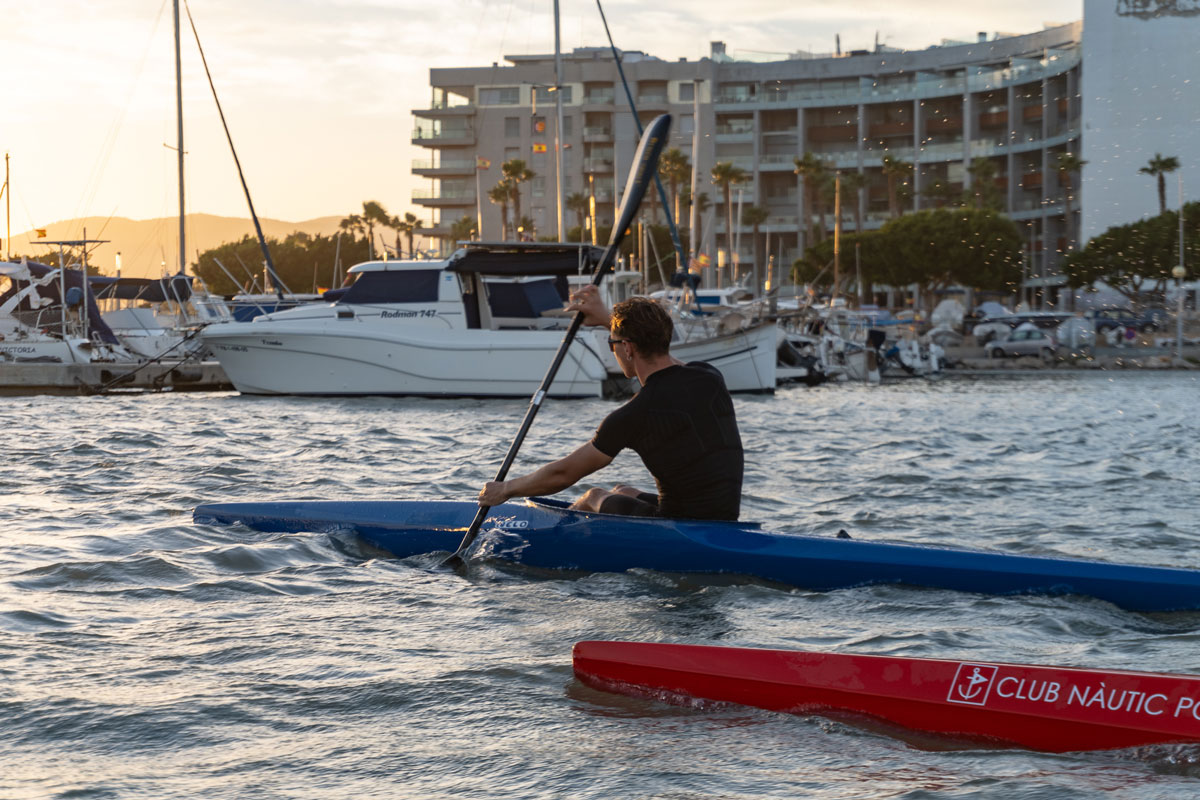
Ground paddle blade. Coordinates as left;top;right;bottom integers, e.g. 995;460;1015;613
604;114;671;256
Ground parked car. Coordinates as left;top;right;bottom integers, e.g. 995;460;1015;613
971;312;1073;345
984;325;1058;359
1090;307;1166;333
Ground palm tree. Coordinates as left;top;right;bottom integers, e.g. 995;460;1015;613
740;204;770;292
566;192;590;241
711;162;749;285
361;200;391;260
338;213;365;243
658;147;691;227
967;157;999;209
402;212;420;254
449;216;477;243
1055;152;1087;252
516;215;536;241
1139;153;1181;215
921;180;958;209
881;154;914;218
501;159;535;228
839;171;869;234
489;180;513;240
793;152;828;245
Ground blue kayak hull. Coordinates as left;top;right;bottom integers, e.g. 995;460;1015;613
192;497;1200;612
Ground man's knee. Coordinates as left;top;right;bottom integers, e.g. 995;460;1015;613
612;484;641;497
571;487;610;512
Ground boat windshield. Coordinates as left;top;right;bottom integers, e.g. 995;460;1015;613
338;270;442;304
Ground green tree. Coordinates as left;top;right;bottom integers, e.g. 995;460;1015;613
881;154;914;218
1062;201;1199;301
501;159;535;229
796;208;1022;303
1139;153;1181;215
1055;152;1087;252
711;162;749;284
194;231;369;295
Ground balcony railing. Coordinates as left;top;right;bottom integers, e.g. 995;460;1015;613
412;189;476;202
412;159;476;171
583;91;615;105
583;158;614;173
411;127;474;141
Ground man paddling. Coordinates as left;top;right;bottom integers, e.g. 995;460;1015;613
478;286;744;520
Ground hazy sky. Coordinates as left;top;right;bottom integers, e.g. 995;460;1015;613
3;0;1082;233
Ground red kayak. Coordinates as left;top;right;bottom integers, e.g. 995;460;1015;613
573;641;1200;752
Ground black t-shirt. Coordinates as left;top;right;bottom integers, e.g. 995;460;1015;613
591;362;743;520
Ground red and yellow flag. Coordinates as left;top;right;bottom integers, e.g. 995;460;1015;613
35;228;47;238
476;156;491;170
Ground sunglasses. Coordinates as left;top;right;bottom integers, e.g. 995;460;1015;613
607;338;630;351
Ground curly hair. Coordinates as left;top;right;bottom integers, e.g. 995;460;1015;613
610;297;673;357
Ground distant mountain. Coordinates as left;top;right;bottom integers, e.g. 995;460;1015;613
6;214;346;278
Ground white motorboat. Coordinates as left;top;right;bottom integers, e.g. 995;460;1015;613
200;243;612;397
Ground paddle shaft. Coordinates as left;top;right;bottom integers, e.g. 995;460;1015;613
445;114;672;566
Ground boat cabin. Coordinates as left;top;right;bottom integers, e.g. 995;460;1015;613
331;242;607;331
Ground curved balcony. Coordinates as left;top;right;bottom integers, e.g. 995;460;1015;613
412;159;477;177
412;189;476;207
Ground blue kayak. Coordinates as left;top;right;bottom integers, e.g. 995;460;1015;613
192;496;1200;612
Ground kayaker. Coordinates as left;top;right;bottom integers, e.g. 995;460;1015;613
478;286;744;520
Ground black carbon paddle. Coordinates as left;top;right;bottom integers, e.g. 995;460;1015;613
443;114;672;569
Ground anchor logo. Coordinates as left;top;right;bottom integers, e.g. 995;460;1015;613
947;663;998;706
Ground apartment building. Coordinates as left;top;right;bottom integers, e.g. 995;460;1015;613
413;7;1194;290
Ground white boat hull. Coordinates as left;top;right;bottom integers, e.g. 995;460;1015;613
665;322;778;393
202;321;607;397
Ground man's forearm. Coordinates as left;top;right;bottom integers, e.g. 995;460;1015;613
504;462;575;499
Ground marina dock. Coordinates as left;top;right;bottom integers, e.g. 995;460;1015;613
0;360;231;394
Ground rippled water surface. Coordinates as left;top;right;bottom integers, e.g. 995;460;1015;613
3;373;1200;798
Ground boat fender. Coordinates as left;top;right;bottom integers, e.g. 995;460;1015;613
836;529;851;539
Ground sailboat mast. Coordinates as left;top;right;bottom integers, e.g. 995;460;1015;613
553;0;566;242
174;0;186;275
4;152;10;261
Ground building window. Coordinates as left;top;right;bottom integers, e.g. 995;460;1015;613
535;86;573;105
504;117;520;138
532;177;546;197
480;87;519;105
562;115;574;137
680;114;695;135
679;82;695;103
504;146;520;161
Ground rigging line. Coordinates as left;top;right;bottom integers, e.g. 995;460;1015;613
75;0;171;230
183;0;284;295
594;0;686;274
